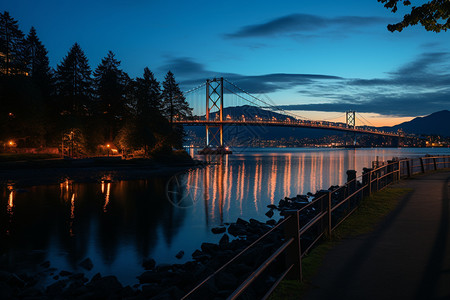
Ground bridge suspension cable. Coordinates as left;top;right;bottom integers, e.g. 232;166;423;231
223;78;311;121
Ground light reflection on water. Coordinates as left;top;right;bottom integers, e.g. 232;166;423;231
1;147;449;285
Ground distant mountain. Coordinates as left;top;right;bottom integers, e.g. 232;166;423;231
381;110;450;136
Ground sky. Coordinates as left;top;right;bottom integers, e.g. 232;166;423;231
3;0;450;126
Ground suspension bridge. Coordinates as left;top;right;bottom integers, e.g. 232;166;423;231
175;78;403;149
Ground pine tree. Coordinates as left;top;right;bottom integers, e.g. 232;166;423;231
135;67;162;117
56;43;92;116
24;27;53;96
161;71;192;123
93;51;130;140
0;11;27;76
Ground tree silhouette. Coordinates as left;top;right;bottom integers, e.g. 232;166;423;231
24;27;53;96
161;71;192;124
161;71;192;149
93;51;130;141
378;0;450;32
0;11;27;76
56;43;92;117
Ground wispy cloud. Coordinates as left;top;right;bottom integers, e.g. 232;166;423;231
224;13;390;39
160;52;450;117
160;57;343;93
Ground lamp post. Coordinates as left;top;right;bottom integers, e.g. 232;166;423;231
107;144;110;157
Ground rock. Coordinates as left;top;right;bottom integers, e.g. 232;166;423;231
40;261;50;268
211;226;226;234
219;234;230;247
201;242;219;254
266;219;276;226
236;218;249;226
0;282;13;299
265;209;274;218
156;264;172;272
89;272;102;284
267;204;278;209
60;270;72;277
90;275;122;297
137;271;162;284
79;258;93;271
228;223;247;237
141;283;160;298
46;279;67;296
153;286;184;300
249;218;263;225
175;251;184;259
142;258;156;270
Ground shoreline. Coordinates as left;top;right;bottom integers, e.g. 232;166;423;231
0;157;204;188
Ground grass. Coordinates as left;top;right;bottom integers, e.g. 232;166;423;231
269;187;412;300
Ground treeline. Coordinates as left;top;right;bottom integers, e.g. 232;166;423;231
0;11;192;157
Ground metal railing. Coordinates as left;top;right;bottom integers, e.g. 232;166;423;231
182;155;450;299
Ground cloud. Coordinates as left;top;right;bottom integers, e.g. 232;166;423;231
161;52;450;117
224;13;390;39
277;90;450;117
160;57;343;94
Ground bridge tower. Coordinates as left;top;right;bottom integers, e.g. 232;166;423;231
206;78;224;147
346;111;357;146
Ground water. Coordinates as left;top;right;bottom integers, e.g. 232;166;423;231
1;147;449;285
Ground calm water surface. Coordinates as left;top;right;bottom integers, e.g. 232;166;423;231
1;147;449;285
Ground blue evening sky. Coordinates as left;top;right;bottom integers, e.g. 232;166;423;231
4;0;450;125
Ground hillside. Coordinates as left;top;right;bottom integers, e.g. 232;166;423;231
382;110;450;136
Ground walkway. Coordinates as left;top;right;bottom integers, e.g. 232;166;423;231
304;171;450;300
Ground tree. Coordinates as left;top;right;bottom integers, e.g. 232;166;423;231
135;67;162;117
378;0;450;32
56;43;92;116
161;71;192;149
93;51;130;141
24;27;53;96
161;71;192;123
0;11;27;76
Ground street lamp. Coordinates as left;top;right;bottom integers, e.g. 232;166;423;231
107;144;110;157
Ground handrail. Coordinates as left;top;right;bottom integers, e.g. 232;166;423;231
227;238;294;300
181;216;291;299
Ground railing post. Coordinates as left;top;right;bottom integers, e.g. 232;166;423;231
346;170;357;207
433;157;437;170
362;168;373;197
283;210;302;281
327;191;332;237
376;172;379;192
406;160;411;177
420;158;425;173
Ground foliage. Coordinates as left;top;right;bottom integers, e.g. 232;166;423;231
93;51;131;141
0;11;27;75
161;71;192;123
55;43;92;116
0;11;191;156
378;0;450;32
24;27;53;97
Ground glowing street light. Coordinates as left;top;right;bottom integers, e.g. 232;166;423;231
106;144;110;157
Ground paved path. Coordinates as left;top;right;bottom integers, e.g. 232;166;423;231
304;171;450;300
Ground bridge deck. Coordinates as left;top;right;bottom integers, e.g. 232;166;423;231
174;120;402;137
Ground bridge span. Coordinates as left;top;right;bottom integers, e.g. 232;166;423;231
174;119;402;138
180;77;403;147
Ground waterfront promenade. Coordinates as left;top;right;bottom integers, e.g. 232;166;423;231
304;170;450;300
